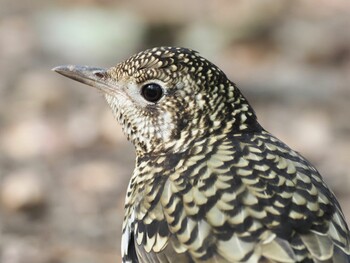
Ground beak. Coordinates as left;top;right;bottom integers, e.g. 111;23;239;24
52;65;111;93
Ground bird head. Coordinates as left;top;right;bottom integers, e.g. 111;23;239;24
53;47;259;156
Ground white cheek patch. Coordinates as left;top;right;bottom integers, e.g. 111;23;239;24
159;111;174;140
104;83;177;152
105;94;134;126
126;81;145;105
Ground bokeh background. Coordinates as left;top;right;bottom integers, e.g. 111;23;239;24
1;0;350;262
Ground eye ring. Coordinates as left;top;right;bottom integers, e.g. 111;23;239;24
141;83;164;103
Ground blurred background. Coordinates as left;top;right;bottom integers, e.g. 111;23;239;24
1;0;350;262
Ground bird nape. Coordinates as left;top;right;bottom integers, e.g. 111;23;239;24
53;46;350;263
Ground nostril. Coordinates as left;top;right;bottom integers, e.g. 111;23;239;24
94;71;105;78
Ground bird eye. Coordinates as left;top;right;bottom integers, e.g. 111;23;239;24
141;83;163;103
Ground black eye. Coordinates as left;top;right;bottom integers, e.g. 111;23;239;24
141;83;163;103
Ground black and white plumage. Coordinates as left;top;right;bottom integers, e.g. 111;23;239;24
54;47;350;263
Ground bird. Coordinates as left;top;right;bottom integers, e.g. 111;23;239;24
53;46;350;263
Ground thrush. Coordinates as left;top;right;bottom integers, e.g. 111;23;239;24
53;47;350;263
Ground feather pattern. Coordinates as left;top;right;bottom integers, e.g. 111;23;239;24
123;130;350;262
53;46;350;263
